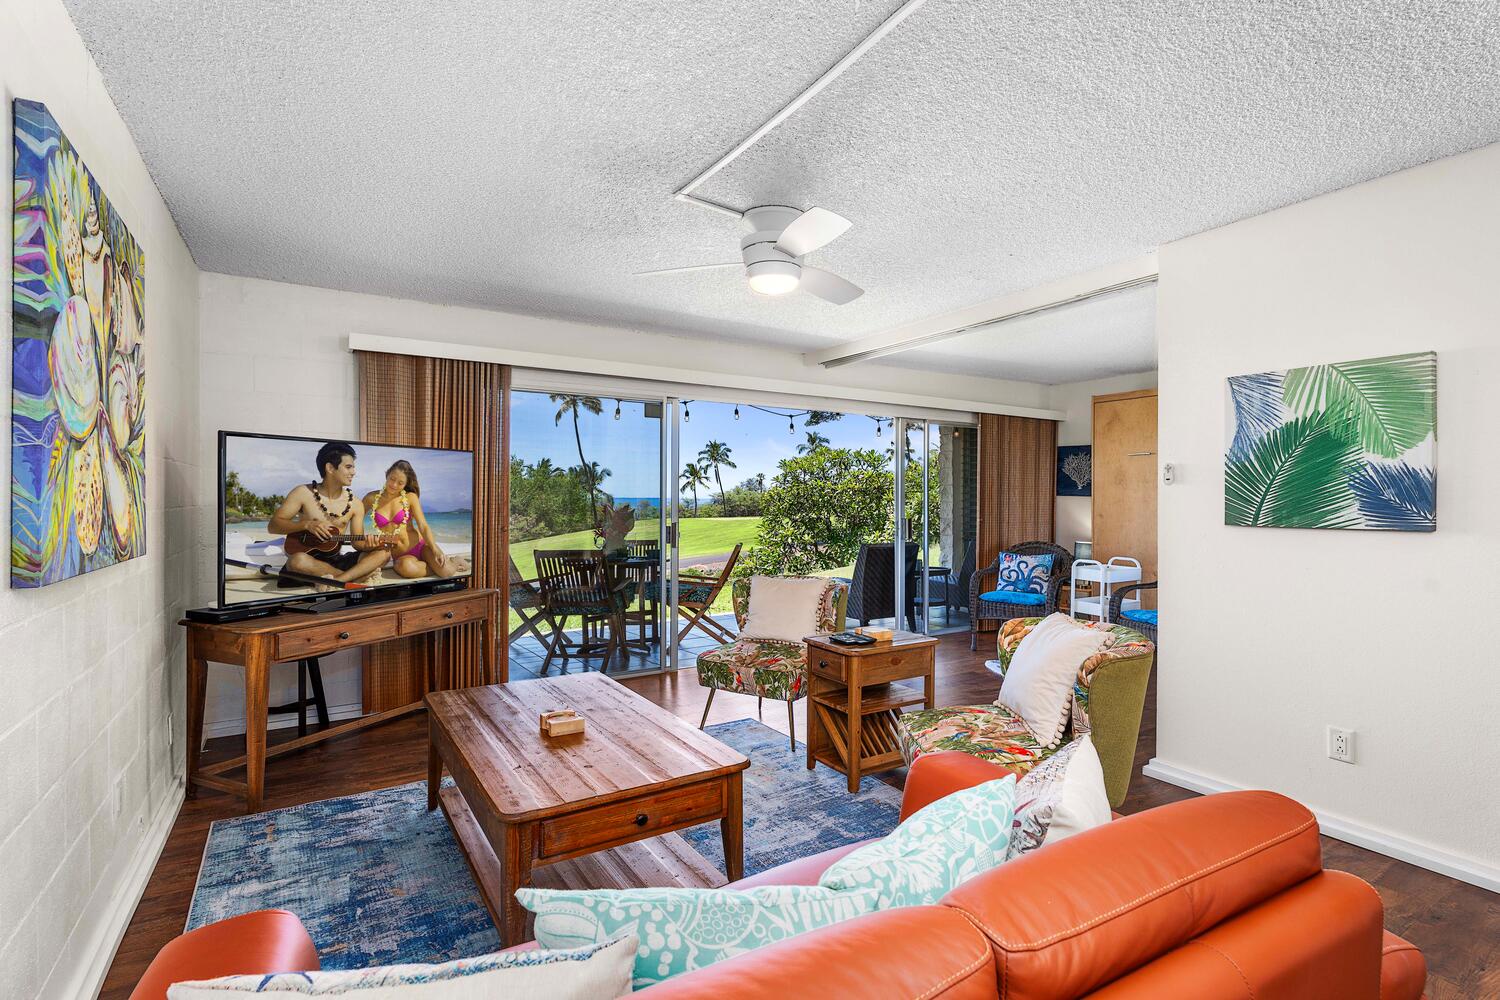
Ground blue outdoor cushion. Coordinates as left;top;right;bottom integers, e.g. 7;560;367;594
1122;608;1159;626
979;589;1046;607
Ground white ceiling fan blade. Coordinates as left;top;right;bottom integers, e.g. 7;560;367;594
800;267;863;305
634;262;741;276
775;207;852;257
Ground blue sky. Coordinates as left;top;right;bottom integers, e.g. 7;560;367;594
510;390;908;498
224;435;474;512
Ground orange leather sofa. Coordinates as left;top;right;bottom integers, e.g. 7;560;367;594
132;753;1427;999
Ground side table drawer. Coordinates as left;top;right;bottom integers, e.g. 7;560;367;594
399;597;486;634
861;650;932;685
540;781;725;860
809;651;848;682
276;614;398;660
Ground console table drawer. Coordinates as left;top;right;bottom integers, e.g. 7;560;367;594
276;615;398;660
539;781;725;859
400;598;486;634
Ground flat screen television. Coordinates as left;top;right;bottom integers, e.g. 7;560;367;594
218;431;474;611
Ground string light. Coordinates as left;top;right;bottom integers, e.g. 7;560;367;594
734;405;740;420
684;403;690;422
876;420;882;438
788;416;795;434
614;400;621;420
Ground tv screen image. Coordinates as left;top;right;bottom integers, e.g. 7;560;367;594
219;432;474;608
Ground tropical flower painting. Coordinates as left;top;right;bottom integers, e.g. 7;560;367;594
11;99;146;586
1225;352;1435;531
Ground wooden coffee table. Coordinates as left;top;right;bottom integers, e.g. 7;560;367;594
426;672;749;946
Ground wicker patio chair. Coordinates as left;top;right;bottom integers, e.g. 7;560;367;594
846;542;919;630
1109;581;1158;646
968;540;1071;650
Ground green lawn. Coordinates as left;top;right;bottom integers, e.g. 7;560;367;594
509;516;760;578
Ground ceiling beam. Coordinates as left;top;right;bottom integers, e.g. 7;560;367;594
805;252;1159;369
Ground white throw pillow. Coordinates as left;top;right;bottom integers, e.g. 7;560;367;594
1007;734;1112;860
165;935;636;999
740;575;828;642
997;613;1110;748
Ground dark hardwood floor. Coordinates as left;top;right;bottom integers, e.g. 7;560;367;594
102;633;1495;998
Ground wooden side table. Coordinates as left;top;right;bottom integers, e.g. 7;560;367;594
804;631;938;793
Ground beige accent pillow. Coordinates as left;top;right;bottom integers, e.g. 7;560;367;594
1007;734;1112;860
997;613;1110;748
740;575;827;642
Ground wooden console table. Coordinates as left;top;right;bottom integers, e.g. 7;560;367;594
183;587;500;813
805;631;938;793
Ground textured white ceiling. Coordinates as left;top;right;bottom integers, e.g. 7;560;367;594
62;0;1500;379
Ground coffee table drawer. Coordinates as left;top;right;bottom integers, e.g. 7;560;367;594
400;597;485;634
276;615;398;659
540;781;725;859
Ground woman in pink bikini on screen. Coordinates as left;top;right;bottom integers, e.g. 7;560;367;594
362;460;462;580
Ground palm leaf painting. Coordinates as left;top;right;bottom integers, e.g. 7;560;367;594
1225;352;1435;531
1349;463;1436;531
1227;371;1286;460
1225;414;1363;529
1281;353;1435;458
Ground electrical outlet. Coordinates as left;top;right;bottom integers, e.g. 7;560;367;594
1327;726;1355;764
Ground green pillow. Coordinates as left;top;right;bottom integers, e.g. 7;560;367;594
818;776;1017;908
516;883;880;989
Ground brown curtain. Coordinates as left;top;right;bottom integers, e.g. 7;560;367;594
356;351;509;710
975;413;1057;631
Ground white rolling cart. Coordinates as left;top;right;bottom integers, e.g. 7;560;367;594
1069;557;1142;624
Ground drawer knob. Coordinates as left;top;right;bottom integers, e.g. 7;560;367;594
634;813;649;827
819;660;829;669
444;610;455;619
337;631;351;640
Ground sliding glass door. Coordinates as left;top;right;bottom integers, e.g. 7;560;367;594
507;389;675;679
896;419;978;636
508;385;979;677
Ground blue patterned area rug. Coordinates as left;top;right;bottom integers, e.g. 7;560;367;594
186;718;902;969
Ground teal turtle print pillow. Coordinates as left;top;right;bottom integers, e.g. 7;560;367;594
818;775;1017;909
516;883;880;988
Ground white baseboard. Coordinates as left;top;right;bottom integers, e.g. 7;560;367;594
46;781;185;1000
204;701;365;740
1143;758;1500;894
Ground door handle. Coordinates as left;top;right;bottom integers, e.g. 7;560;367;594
1126;451;1156;457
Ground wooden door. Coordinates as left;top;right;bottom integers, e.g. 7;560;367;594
1092;390;1157;608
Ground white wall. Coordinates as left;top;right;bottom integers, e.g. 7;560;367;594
197;272;1057;732
1;2;202;996
1154;141;1500;886
1046;372;1157;553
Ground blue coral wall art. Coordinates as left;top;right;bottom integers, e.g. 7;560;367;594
12;99;147;586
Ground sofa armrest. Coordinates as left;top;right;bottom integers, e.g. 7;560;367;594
130;910;318;1000
899;751;1018;821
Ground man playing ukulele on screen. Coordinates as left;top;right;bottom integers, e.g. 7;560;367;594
268;441;394;587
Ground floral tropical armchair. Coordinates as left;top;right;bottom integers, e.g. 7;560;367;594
694;576;848;750
897;616;1154;807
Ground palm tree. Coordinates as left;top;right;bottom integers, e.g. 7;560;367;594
550;393;603;522
797;431;830;454
698;440;736;506
680;463;710;515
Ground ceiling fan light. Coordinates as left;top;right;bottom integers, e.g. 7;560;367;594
746;260;800;296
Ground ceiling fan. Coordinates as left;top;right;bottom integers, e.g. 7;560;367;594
635;206;864;304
